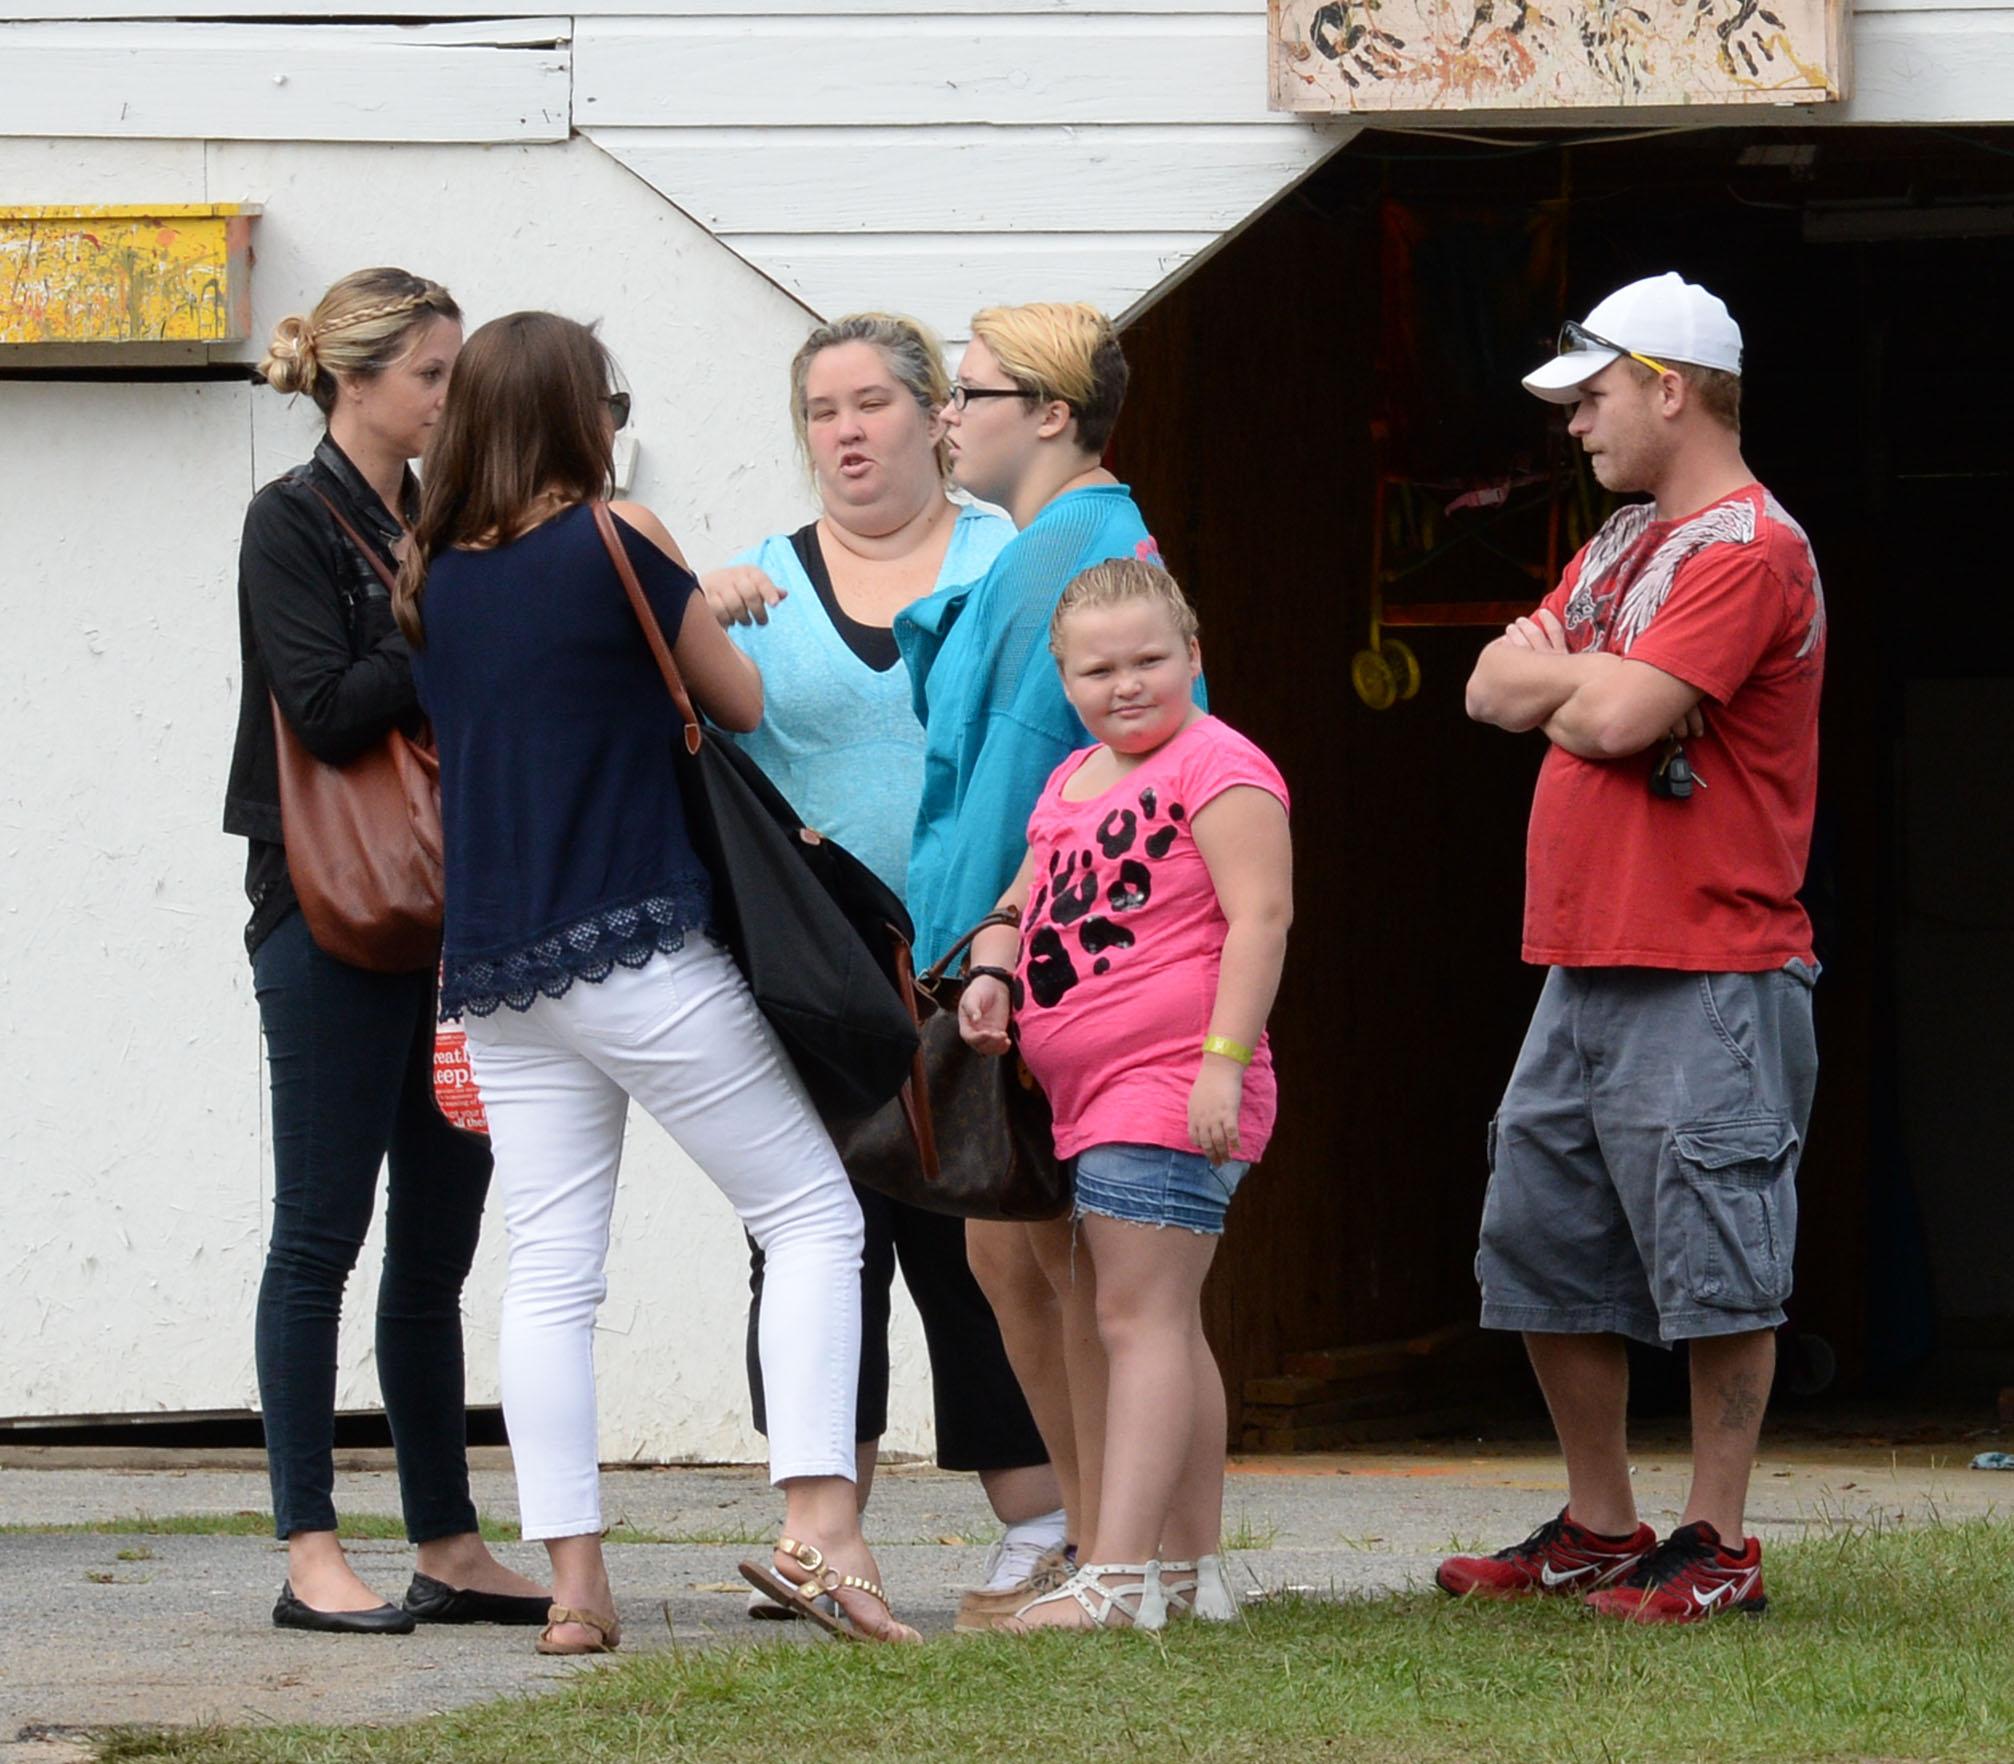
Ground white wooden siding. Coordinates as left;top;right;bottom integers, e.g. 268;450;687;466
595;124;1354;234
1848;10;2014;120
575;9;1353;337
0;21;571;141
4;4;2011;338
571;0;2014;338
579;17;1285;127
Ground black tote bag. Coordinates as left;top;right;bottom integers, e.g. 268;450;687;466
592;503;918;1119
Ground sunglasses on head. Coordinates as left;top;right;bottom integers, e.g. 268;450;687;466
605;390;632;432
1559;319;1671;379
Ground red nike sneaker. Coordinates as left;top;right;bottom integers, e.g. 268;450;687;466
1583;1521;1767;1623
1436;1508;1656;1599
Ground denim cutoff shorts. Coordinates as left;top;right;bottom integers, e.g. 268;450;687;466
1074;1142;1252;1236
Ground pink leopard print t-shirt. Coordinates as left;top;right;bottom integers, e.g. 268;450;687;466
1012;715;1290;1162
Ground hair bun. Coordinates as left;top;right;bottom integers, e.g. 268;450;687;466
260;314;319;394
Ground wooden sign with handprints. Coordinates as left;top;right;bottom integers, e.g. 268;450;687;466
1270;0;1849;111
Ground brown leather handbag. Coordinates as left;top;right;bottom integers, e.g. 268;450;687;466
832;912;1072;1223
270;488;445;974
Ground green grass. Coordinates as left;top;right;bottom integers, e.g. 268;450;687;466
1220;1508;1281;1551
91;1519;2014;1764
1;1514;771;1546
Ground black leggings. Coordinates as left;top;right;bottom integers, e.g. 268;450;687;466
251;909;494;1541
746;1185;1048;1473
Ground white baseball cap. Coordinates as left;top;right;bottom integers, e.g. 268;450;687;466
1523;273;1744;404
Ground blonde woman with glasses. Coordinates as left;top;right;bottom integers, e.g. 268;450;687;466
894;301;1203;1626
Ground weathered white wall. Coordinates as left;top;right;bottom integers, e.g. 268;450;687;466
0;131;943;1464
576;5;1356;340
0;20;572;142
1;374;267;1420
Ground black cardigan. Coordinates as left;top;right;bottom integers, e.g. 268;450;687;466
221;434;421;955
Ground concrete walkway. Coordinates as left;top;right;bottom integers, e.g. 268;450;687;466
1;1427;2006;1756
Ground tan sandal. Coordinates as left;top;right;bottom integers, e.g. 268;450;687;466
534;1603;621;1655
737;1537;920;1645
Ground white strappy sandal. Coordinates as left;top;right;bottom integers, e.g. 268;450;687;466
1158;1554;1240;1622
1007;1560;1168;1631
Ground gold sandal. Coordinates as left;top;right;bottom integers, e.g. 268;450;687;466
737;1538;920;1645
534;1603;621;1655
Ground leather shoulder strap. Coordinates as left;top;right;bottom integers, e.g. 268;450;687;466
591;501;703;757
305;484;400;597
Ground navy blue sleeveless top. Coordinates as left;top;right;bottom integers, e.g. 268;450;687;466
412;503;713;1018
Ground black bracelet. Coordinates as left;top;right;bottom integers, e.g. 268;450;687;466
966;965;1017;989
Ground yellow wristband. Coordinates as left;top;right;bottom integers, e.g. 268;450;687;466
1202;1034;1254;1067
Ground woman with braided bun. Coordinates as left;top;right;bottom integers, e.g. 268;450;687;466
224;268;549;1635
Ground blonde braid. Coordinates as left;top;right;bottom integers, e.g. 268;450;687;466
315;292;430;337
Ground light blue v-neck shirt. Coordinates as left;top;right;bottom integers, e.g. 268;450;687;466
724;502;1013;896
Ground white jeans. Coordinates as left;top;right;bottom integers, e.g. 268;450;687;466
464;940;863;1540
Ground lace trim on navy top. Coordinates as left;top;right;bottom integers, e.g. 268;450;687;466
441;871;714;1019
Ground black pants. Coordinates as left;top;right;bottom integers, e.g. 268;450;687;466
251;909;494;1541
746;1184;1048;1472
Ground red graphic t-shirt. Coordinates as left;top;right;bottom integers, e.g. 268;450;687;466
1013;716;1290;1161
1524;483;1826;971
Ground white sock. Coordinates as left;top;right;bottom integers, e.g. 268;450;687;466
983;1506;1069;1588
1003;1506;1068;1551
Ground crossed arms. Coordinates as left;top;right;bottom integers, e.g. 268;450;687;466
1464;608;1705;759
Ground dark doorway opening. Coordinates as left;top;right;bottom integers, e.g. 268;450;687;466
1120;124;2014;1436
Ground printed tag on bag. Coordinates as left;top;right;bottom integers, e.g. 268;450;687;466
433;1018;489;1137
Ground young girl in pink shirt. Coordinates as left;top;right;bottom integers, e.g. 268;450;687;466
959;558;1293;1631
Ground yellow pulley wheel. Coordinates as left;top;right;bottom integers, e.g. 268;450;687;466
1384;637;1421;702
1351;648;1397;711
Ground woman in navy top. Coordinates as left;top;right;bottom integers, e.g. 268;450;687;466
401;312;917;1650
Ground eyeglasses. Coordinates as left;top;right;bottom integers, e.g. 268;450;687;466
1559;320;1671;379
946;383;1028;412
605;390;632;432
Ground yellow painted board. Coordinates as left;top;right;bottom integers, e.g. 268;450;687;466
1;204;259;345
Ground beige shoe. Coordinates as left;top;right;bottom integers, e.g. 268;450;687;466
953;1543;1073;1633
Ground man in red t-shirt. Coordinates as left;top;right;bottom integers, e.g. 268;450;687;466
1440;273;1825;1624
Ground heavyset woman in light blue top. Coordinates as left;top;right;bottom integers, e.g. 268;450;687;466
724;503;1009;894
703;315;1064;1619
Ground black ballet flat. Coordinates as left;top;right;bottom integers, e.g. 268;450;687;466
403;1571;553;1627
272;1582;417;1634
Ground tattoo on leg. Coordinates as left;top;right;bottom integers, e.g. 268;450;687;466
1716;1369;1765;1432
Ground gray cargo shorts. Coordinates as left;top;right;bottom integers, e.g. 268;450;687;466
1476;963;1818;1346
